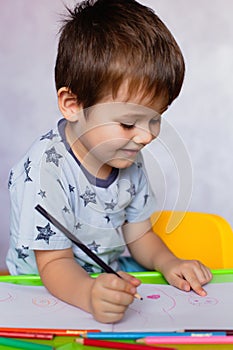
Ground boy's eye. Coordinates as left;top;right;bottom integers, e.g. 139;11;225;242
120;123;135;129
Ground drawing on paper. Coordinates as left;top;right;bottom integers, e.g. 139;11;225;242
0;291;14;303
188;295;218;307
32;295;59;307
128;287;177;319
147;294;160;299
0;281;232;331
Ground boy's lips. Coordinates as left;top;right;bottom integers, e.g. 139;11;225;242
120;148;141;157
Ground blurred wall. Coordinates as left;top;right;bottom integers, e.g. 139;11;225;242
1;0;233;270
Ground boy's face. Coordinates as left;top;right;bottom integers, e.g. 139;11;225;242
69;91;168;178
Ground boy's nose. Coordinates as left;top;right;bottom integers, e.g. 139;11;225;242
132;127;154;145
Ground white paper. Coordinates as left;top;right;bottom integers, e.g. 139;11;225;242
0;282;232;331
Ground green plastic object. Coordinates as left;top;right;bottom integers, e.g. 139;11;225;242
1;269;233;285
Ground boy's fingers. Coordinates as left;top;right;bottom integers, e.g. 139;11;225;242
199;265;213;283
167;260;213;296
100;273;137;296
97;276;136;306
173;271;207;296
117;270;141;286
186;279;207;296
184;264;212;294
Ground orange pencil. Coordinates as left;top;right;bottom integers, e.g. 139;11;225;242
0;328;100;336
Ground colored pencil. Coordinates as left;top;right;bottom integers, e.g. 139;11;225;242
184;329;233;335
137;335;233;344
83;331;226;339
35;204;142;300
0;331;53;340
0;337;54;350
76;337;177;350
0;327;100;336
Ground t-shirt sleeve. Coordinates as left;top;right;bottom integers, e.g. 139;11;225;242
9;146;74;252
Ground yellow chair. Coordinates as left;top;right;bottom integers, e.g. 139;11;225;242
150;211;233;269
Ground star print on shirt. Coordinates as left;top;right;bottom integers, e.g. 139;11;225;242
45;146;63;167
126;183;136;197
35;223;56;244
104;215;110;223
75;222;82;229
80;186;97;207
38;189;46;198
24;157;32;182
15;245;29;262
87;240;101;253
8;170;13;189
63;206;70;213
69;184;75;192
105;199;117;210
144;194;149;206
40;130;58;141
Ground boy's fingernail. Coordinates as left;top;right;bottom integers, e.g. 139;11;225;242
184;284;190;292
200;289;207;296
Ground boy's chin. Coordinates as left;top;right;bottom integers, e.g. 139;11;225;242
108;158;136;169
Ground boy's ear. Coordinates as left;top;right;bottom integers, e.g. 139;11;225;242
57;87;82;122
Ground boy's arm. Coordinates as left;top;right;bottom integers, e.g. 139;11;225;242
34;248;140;323
122;219;212;296
35;248;94;312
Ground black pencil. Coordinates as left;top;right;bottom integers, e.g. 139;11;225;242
35;204;142;300
184;329;233;336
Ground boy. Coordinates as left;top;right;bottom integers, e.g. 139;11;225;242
7;0;212;323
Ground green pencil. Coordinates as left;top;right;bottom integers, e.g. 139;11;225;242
0;337;54;350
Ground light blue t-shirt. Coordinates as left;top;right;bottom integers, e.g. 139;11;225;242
6;119;156;275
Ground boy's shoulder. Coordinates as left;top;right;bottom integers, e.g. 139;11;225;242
9;120;66;182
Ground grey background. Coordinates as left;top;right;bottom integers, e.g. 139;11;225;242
1;0;232;270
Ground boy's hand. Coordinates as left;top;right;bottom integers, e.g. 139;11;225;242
89;271;141;323
161;258;212;296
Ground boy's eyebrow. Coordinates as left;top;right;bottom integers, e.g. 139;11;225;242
119;111;162;120
124;105;162;116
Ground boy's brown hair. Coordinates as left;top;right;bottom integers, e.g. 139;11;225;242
55;0;185;109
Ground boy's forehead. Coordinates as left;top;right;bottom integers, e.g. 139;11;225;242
98;79;169;114
86;101;162;119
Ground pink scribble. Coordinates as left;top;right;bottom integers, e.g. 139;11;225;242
188;295;218;307
147;294;160;300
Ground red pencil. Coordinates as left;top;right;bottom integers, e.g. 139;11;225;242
0;328;100;336
0;331;53;340
76;337;177;350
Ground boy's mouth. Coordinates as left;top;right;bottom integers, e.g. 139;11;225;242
120;148;141;157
